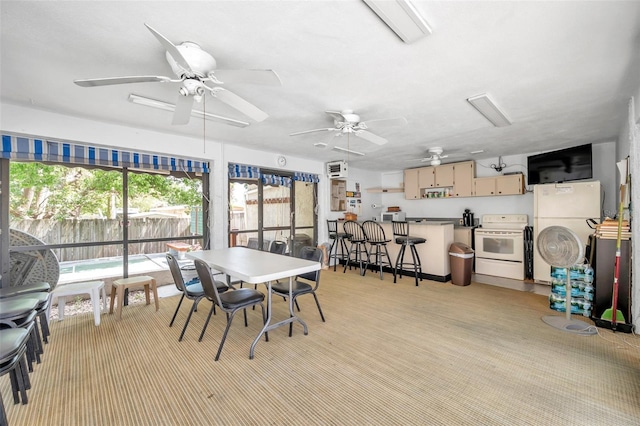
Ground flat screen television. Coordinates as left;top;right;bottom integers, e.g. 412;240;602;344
527;143;593;185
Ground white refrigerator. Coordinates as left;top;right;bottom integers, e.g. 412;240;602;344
533;181;601;283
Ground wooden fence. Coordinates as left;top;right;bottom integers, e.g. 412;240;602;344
10;218;193;262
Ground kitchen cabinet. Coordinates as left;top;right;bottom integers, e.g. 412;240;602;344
454;227;473;247
434;164;454;187
453;161;474;197
404;168;420;199
496;174;525;195
418;167;435;188
474;176;496;196
330;179;347;211
474;174;525;196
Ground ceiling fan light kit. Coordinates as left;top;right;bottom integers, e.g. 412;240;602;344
363;0;432;44
417;146;449;166
467;93;512;127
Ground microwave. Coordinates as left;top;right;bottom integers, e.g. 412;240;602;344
381;211;406;222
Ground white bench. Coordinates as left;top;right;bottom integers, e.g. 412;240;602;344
49;281;106;326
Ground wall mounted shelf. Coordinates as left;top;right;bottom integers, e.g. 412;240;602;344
366;187;404;193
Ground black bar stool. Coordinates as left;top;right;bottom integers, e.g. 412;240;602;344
392;221;426;286
342;221;369;275
362;220;396;280
327;220;350;271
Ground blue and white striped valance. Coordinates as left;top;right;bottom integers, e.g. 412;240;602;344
2;134;210;173
261;173;293;187
293;171;320;183
229;163;320;186
228;163;261;179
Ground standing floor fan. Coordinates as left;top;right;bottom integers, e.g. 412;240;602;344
537;226;596;335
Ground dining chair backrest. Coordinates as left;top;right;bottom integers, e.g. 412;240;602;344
270;241;287;255
327;219;338;236
392;220;409;238
247;238;259;250
194;259;224;306
343;220;366;242
362;220;388;243
296;246;322;285
166;253;187;293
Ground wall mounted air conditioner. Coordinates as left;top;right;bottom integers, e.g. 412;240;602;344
326;160;348;178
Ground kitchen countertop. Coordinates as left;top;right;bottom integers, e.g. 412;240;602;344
407;217;479;228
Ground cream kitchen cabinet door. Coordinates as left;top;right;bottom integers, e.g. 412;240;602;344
453;161;475;197
404;168;421;199
434;163;454;187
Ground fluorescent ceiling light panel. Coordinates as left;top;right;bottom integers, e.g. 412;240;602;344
314;142;365;157
363;0;431;43
332;146;365;156
466;94;512;127
128;94;249;128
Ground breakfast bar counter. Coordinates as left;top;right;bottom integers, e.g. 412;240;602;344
378;220;455;281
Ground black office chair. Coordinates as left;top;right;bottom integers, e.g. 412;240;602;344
271;246;325;337
166;253;228;341
362;220;396;280
194;259;268;361
270;240;287;255
327;220;350;271
343;220;369;275
392;221;426;286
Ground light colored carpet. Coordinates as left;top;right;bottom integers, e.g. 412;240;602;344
3;269;639;425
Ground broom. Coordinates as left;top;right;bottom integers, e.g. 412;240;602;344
600;183;626;325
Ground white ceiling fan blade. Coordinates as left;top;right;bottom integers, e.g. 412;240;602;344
74;76;173;87
290;128;336;136
325;110;345;121
144;23;193;74
355;130;388;145
172;94;194;125
360;117;408;129
212;69;282;86
213;88;268;122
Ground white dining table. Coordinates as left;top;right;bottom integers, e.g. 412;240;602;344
186;247;321;359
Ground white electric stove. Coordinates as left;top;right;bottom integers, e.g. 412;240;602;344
475;214;528;280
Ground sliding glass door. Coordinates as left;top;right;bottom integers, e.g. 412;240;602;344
228;171;317;254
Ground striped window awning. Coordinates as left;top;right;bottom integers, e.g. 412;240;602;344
229;163;320;187
261;173;293;187
2;133;210;173
293;171;320;183
228;163;260;179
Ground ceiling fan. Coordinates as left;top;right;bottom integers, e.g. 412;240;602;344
289;110;407;148
415;147;450;166
74;23;281;125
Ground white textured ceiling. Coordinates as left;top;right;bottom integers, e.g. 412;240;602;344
2;1;639;171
